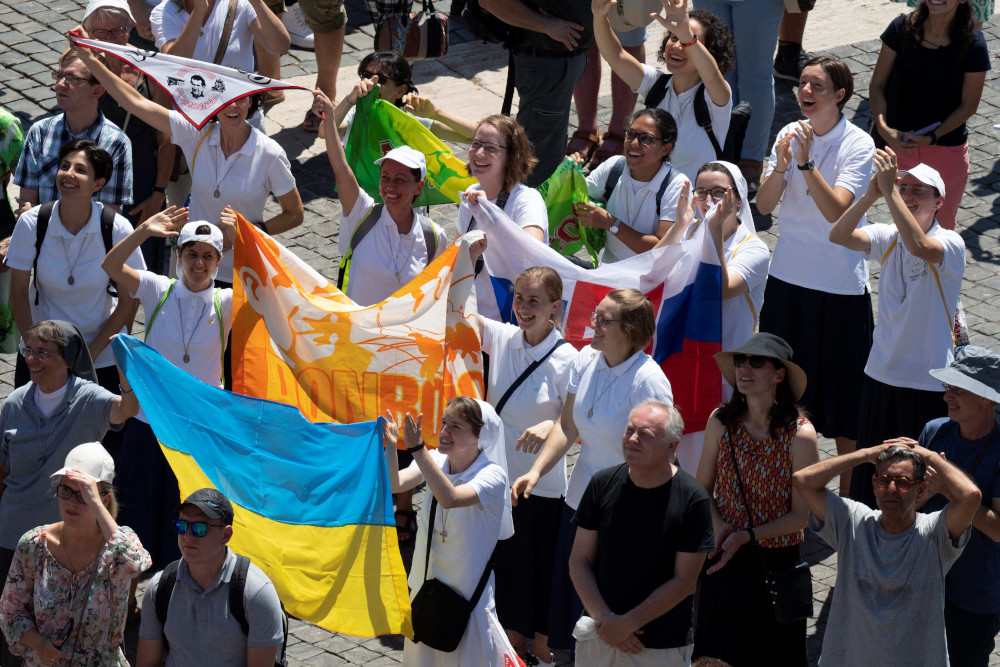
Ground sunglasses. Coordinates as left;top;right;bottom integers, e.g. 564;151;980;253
732;354;770;369
172;519;225;537
874;474;921;491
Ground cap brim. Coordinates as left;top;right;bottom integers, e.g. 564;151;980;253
714;351;808;402
928;367;1000;403
176;500;227;520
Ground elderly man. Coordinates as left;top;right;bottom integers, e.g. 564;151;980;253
917;346;1000;666
793;442;981;665
14;49;132;215
569;400;714;666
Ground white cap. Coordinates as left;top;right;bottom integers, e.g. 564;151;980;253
83;0;136;23
50;442;115;484
902;163;946;198
374;146;427;181
607;0;661;31
178;221;224;253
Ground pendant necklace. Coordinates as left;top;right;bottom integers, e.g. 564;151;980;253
587;369;621;419
177;298;209;363
213;126;241;198
386;224;417;282
60;236;88;286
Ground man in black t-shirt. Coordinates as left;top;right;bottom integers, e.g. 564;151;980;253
569;399;715;665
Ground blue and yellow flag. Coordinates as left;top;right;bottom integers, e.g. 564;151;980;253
111;335;412;638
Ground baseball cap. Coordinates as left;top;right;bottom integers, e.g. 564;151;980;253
902;163;946;198
374;146;427;181
50;442;115;484
177;488;235;525
83;0;136;23
177;221;224;253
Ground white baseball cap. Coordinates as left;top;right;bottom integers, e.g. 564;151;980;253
50;442;115;484
374;146;427;181
178;221;224;253
607;0;661;32
902;163;946;198
83;0;136;23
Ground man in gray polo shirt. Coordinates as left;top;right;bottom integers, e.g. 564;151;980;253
137;488;284;666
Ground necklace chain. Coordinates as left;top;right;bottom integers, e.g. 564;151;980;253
177;297;210;364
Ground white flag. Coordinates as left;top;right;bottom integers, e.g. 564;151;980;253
69;34;307;129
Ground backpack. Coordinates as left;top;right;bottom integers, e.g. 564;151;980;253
460;0;509;45
644;73;752;163
154;555;289;667
336;203;440;290
601;158;674;218
32;201;116;306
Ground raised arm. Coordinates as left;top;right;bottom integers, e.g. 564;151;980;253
158;0;208;58
591;0;644;90
403;413;482;509
876;148;945;264
652;0;729;106
793;444;892;523
103;207;188;296
401;94;477;144
313;90;361;215
790;121;856;223
109;359;140;425
914;444;982;542
246;0;291;56
829;172;878;253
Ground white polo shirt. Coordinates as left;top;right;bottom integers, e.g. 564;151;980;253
339;190;448;307
133;271;233;421
151;0;258;71
566;346;673;509
169;112;296;284
5;201;146;369
457;182;549;242
863;222;965;390
586;156;688;265
635;64;733;182
765;115;875;295
481;318;577;499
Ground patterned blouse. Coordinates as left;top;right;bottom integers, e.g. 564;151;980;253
0;525;151;666
714;415;810;548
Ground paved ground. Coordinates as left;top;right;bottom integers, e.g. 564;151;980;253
2;0;1000;664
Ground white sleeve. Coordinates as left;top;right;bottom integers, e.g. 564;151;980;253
337;190;376;255
265;143;296;199
151;0;182;48
168;111;201;155
4;208;40;271
862;223;894;262
659;172;690;223
834;131;875;195
586;158;615;201
507;186;548;238
634;64;666;98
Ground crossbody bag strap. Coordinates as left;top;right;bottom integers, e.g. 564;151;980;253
422;494;496;613
724;433;771;574
467;546;496;614
494;339;567;416
213;0;238;66
927;262;956;348
422;495;437;584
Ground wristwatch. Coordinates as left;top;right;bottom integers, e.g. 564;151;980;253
797;160;815;171
608;218;621;235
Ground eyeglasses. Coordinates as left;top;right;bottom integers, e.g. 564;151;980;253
56;485;85;503
22;346;54;360
90;26;131;39
51;70;95;86
172;519;225;537
590;312;621;329
897;183;936;197
942;383;968;396
874;474;921;491
694;187;728;201
469;140;508;157
732;354;769;369
623;128;667;147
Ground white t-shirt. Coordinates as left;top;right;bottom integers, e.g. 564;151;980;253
338;189;448;307
480;318;577;499
151;0;258;71
765;115;875;295
133;271;233;421
722;224;770;354
457;182;548;243
863;222;965;390
168;111;295;283
635;65;733;182
586;156;689;265
565;346;673;509
34;381;68;419
5;201;146;369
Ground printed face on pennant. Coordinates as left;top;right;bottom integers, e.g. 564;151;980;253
170;67;225;112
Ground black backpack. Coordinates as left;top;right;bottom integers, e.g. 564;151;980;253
32;200;117;306
460;0;509;45
601;158;674;218
644;73;752;163
154;555;289;667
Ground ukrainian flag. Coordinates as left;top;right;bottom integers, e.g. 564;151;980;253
111;335;412;637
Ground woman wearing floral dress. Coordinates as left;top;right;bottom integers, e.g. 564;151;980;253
0;442;151;666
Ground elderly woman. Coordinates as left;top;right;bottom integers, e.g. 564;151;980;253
0;442;151;667
0;321;137;624
384;397;511;665
693;332;819;666
74;41;303;289
512;288;673;652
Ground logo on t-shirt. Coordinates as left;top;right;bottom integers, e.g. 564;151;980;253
910;259;928;282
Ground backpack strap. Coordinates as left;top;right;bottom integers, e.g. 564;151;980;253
653;166;673;219
100;204;118;298
420;217;438;264
144;278;178;341
31;201;55;306
692;83;724;159
602;158;626;205
154;559;182;654
228;554;252;636
643;72;672;109
336;204;383;290
213;0;238;66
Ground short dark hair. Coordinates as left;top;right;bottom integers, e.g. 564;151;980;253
357;51;417;106
630;108;678;161
658;9;735;76
58;139;113;187
803;55;854;111
445;396;484;437
24;321;67;357
876;446;927;481
191;74;206;85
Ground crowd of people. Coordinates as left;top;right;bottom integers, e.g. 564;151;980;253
0;0;996;664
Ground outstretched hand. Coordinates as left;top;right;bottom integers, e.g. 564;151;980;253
141;206;188;238
652;0;693;42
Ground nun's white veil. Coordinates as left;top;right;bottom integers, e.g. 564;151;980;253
708;161;757;235
475;399;514;540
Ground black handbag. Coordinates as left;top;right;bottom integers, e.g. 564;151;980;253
725;438;813;625
410;495;495;651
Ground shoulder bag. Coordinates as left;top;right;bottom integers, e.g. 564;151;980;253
374;0;449;60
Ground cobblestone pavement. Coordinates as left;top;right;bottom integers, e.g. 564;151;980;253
2;0;1000;663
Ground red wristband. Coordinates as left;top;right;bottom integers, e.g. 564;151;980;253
679;34;698;48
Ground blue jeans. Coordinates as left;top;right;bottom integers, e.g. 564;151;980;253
693;0;785;160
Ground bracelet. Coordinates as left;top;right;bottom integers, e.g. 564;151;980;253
152;186;167;194
406;441;426;453
679;34;698;48
121;388;134;395
774;168;787;174
746;528;757;543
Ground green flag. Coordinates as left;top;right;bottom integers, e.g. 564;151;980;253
540;158;605;267
344;88;477;207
